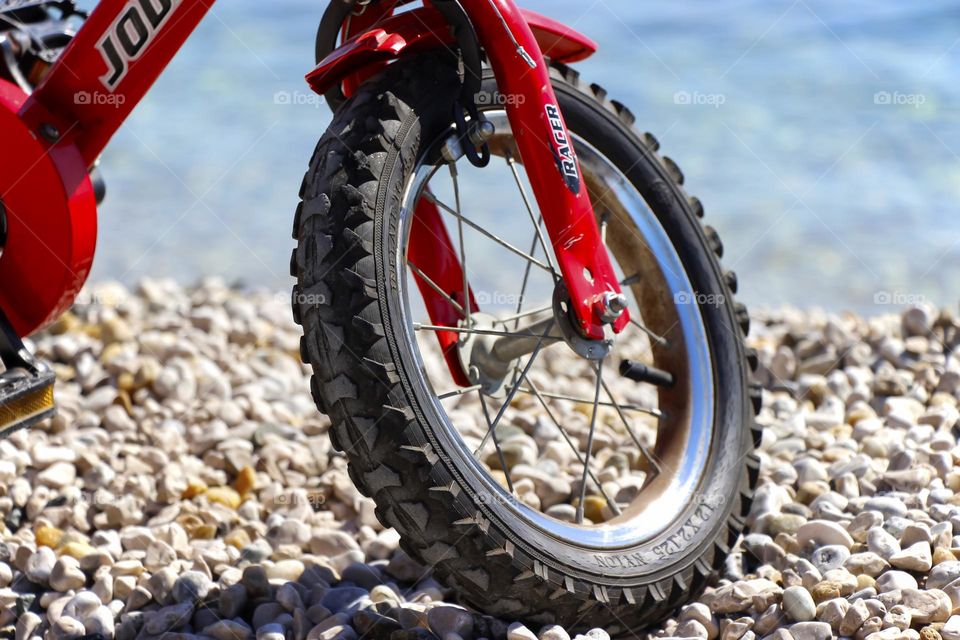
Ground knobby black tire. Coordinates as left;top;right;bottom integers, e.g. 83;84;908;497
291;53;762;632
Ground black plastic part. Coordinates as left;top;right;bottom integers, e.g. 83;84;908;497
90;166;106;204
619;359;675;388
314;0;357;112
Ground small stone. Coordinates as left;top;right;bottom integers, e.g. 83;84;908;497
876;571;918;593
926;562;960;589
59;541;97;560
145;602;194;634
845;552;889;577
258;623;286;640
205;619;254;640
783;586;817;622
266;559;305;582
811;545;850;572
236;466;257;497
35;525;64;548
508;622;538;640
320;587;368;614
16;611;42;640
941;616;960;640
25;546;56;585
219;583;247;619
207;486;242;509
789;621;832;640
277;582;305;612
891;542;933;572
539;624;572;640
840;599;871;636
427;605;474;638
798;520;854;549
81;604;115;637
172;571;212;603
902;588;951;624
242;565;271;599
352;609;402;637
49;556;86;592
52;616;86;639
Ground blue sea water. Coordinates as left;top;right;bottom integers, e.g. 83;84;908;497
84;0;960;314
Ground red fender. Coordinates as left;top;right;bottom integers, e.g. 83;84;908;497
306;6;597;96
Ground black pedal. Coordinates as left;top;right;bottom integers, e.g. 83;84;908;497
0;308;55;438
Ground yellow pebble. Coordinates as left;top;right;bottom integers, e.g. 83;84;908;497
225;529;252;550
206;487;241;510
48;312;81;335
182;479;208;499
190;524;218;540
117;372;136;392
934;547;956;564
235;466;256;498
582;495;607;523
811;580;843;603
59;541;97;559
35;526;63;548
856;574;875;591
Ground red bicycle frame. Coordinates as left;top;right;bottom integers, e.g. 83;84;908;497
0;0;628;376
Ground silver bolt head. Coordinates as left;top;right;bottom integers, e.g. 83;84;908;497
601;292;628;322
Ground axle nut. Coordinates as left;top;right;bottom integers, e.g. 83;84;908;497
601;292;628;322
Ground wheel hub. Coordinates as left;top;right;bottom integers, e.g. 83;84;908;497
457;285;616;398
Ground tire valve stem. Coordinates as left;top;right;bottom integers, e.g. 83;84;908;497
619;359;674;388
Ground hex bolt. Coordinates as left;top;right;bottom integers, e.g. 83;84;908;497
601;292;628;322
39;123;60;143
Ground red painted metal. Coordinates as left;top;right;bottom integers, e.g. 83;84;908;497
408;195;477;387
0;80;97;337
26;0;215;168
522;9;597;63
308;6;451;97
0;0;215;338
460;0;627;340
307;6;597;96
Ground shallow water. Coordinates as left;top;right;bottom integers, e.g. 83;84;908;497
84;0;960;315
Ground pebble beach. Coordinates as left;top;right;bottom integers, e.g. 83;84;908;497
2;280;960;640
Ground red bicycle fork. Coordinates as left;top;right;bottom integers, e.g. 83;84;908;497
316;0;630;380
463;0;629;341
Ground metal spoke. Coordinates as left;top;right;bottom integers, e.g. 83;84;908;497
576;358;604;524
600;211;610;246
407;262;466;318
505;151;557;275
620;273;641;287
629;318;668;347
422;192;553;274
494;304;553;326
509;385;661;417
473;319;556;456
526;379;622;516
414;323;563;341
448;167;472;333
437;384;483;400
479;390;515;494
511;233;538;334
596;368;663;477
